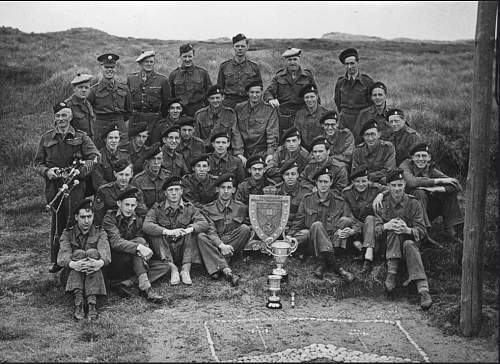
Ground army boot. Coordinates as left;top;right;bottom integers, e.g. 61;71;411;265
420;291;433;310
360;260;373;275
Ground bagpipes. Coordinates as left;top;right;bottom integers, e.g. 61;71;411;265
45;159;86;212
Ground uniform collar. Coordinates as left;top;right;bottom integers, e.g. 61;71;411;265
208;106;222;118
232;57;248;66
216;197;234;212
213;152;229;161
52;125;76;138
164;198;185;212
389;194;408;208
116;209;137;224
75;224;95;238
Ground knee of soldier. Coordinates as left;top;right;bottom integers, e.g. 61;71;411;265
311;221;324;229
364;215;376;224
338;216;352;227
402;240;416;251
240;224;251;234
132;237;147;247
197;232;210;243
71;249;87;261
86;248;101;260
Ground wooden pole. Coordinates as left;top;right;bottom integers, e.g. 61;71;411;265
460;0;497;337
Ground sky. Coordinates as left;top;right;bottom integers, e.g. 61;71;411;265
0;1;478;41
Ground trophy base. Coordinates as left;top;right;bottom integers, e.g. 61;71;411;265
266;299;283;309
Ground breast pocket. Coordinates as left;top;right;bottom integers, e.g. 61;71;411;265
115;89;128;106
304;207;318;226
225;71;238;87
174;78;187;94
146;86;162;104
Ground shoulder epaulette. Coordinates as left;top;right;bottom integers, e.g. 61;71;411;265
220;59;231;66
75;129;88;136
40;129;55;137
275;68;287;76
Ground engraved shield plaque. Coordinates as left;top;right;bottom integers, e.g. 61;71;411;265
249;194;290;242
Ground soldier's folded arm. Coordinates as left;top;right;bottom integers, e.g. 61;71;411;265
102;211;141;254
134;189;149;217
96;228;112;266
190;208;209;233
56;229;73;268
263;76;278;103
142;205;165;236
408;199;427;242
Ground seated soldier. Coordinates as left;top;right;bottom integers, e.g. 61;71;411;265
57;198;111;321
266;126;309;177
92;124;130;191
342;168;387;275
94;159;147;226
102;188;166;303
288;167;355;282
400;143;463;239
294;84;329;149
319;111;355;170
375;169;432;310
160;125;189;177
300;136;348;194
177;115;206;170
352;120;396;184
385;109;422;166
149;98;184;145
128;122;152;175
131;143;172;209
235;155;277;205
142;176;209;285
207;130;247;185
181;154;218;208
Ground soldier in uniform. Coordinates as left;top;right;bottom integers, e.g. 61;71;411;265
385;109;422;166
300;136;348;194
288;167;355;281
65;73;96;140
181;154;218;207
264;47;320;135
235;81;279;163
160;125;189;177
57;198;110;321
353;81;391;144
127;50;171;136
217;33;262;108
294;84;330;149
319;110;355;171
177;115;206;170
149;98;184;145
374;169;433;310
92;124;130;191
400;143;463;239
352;120;396;184
207;130;247;185
131;144;172;209
34;102;100;273
128;122;152;175
93;160;147;226
102;188;166;303
169;43;212;117
235;155;277;205
334;48;374;135
87;53;132;149
266;126;310;177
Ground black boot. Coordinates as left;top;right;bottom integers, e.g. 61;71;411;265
360;260;373;275
49;263;63;273
223;270;240;287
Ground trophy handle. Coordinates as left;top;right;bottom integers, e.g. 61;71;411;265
282;230;298;253
264;237;275;255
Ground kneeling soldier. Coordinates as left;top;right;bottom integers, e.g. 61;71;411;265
57;198;111;321
375;169;432;310
102;188;167;303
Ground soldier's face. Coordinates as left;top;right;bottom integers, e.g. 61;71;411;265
283;167;299;186
117;197;137;218
217;181;235;201
233;40;248;57
312;145;328;162
285;136;300;152
140;57;155;72
165;132;181;150
75;209;94;232
105;130;120;151
389;115;405;132
388;180;406;199
363;128;379;146
74;83;91;99
102;64;116;79
412;151;431;169
54;108;72;131
353;176;369;193
180;126;194;140
303;93;318;109
193;161;209;179
316;174;333;193
168;103;183;120
148;153;163;173
180;50;194;67
249;164;264;180
285;56;300;72
371;87;386;107
165;186;182;204
344;56;359;76
322;119;338;136
114;166;133;189
247;86;263;104
212;137;230;154
208;94;223;109
134;131;148;147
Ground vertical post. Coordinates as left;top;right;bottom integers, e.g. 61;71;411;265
460;1;497;336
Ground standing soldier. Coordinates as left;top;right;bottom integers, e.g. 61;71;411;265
88;53;132;149
217;33;262;108
150;98;184;146
65;73;96;140
266;127;309;178
169;43;212;117
385;109;422;166
320;111;355;171
334;48;374;135
160;125;189;177
207;130;247;185
128;122;152;175
34;102;100;273
177;116;206;170
127;50;171;135
264;47;319;135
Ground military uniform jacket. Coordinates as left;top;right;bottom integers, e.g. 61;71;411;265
264;67;319;115
65;94;96;139
149;116;178;145
131;166;172;208
217;57;262;98
300;158;348;194
94;182;148;226
324;128;355;165
194;105;244;155
129;141;153;175
87;80;132;121
294;105;330;149
57;224;111;268
92;146;130;190
353;103;391;144
267;145;310;172
234;100;279;157
160;146;189;177
277;181;313;223
178;135;206;170
169;65;211;108
235;176;276;205
374;193;427;242
202;198;248;243
102;209;145;254
127;70;171;115
352;140;396;183
334;72;374;114
342;183;386;221
399;159;459;193
208;152;247;185
181;173;219;207
387;126;422;166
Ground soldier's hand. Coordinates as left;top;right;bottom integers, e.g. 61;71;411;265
372;193;384;211
237;154;247;165
137;244;153;260
219;243;234;257
265;155;273;165
84;258;104;274
46;167;61;180
268;99;280;108
69;259;87;272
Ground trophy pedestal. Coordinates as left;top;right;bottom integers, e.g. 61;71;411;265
272;267;288;283
266;295;282;309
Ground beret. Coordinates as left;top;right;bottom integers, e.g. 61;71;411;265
338;48;359;64
113;159;131;173
312;167;332;181
165;97;184;110
97;53;119;64
129;122;148;137
359;120;379;136
210;129;230;142
179;43;194;54
102;123;120;139
206;84;224;98
282;47;301;58
349;168;369;182
310;136;329;149
409;142;430;155
386;108;405;120
319;111;338;124
386;169;405;184
246;155;265;169
279;126;301;145
244;80;263;92
161;125;181;139
53;101;70;114
214;173;236;187
299;83;318;99
71;73;93;86
135;50;155;63
190;153;210;167
143;142;163;160
177;116;196;128
279;160;299;175
75;198;94;213
232;33;247;44
162;176;183;190
369;81;388;95
117;187;139;201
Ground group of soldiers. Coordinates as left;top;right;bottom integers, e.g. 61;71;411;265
34;33;464;321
